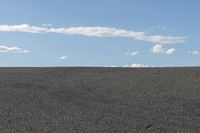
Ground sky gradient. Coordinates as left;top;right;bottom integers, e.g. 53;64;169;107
0;0;199;67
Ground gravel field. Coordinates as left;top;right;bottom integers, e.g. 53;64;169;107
0;67;200;133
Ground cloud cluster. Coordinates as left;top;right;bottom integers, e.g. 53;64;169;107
104;63;153;67
123;63;153;68
151;45;176;54
104;65;118;67
0;24;186;54
0;45;28;53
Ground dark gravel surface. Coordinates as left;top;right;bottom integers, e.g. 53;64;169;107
0;67;200;133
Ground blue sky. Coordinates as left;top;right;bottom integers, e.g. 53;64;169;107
0;0;199;67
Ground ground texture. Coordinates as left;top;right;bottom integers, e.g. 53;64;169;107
0;67;200;133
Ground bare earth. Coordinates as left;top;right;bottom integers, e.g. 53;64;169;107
0;67;200;133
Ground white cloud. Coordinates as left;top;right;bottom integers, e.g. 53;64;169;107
126;51;140;56
0;45;28;53
49;27;186;45
151;44;176;54
151;45;165;53
59;56;68;60
123;63;153;68
189;50;200;55
0;24;47;33
0;24;185;44
165;48;176;54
